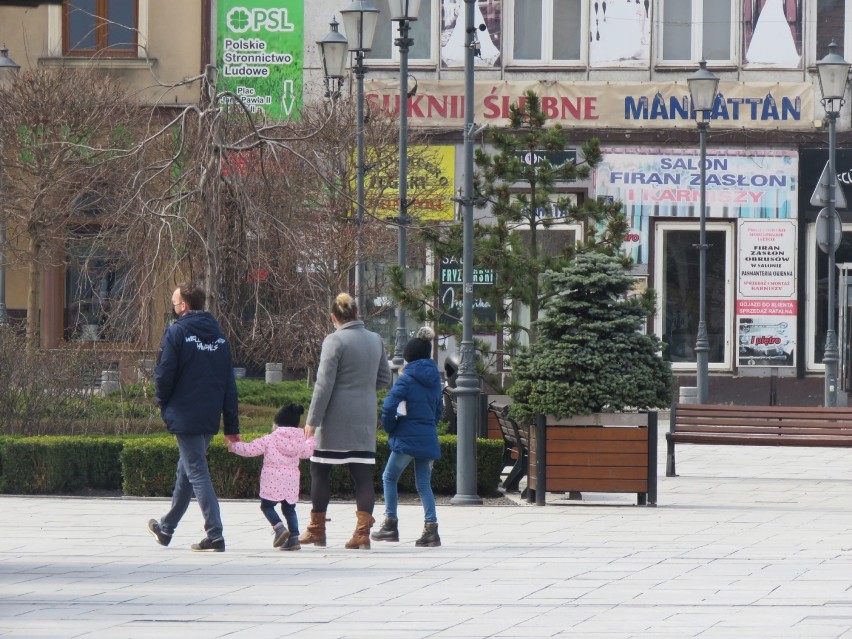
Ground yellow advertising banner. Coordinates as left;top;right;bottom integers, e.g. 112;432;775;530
370;145;456;223
365;80;815;131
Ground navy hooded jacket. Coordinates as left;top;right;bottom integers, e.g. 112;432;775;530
380;358;442;460
155;310;239;436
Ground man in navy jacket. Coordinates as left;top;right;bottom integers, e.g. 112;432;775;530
147;283;240;552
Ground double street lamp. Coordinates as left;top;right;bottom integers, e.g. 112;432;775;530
0;45;21;325
318;1;379;315
686;60;719;406
816;41;851;407
389;0;421;371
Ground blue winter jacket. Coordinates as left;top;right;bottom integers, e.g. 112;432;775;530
154;311;240;437
380;358;443;460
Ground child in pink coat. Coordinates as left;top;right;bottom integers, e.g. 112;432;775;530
228;403;315;550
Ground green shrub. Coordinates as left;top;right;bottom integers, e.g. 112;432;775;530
2;436;124;493
119;438;179;497
2;432;503;497
234;379;315;408
120;433;503;497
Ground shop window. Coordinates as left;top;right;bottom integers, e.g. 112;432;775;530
367;0;437;65
63;0;138;57
508;0;585;65
65;235;133;342
510;224;581;351
655;224;732;369
659;0;734;64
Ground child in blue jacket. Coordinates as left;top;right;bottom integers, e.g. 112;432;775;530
373;327;443;547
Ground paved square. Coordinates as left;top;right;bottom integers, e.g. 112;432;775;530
2;425;852;638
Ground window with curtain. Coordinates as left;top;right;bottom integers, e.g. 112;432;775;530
63;0;138;57
743;0;802;67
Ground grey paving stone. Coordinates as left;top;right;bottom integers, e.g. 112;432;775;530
2;425;852;637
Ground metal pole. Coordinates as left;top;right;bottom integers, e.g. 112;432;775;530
354;51;367;315
694;119;710;404
825;109;839;407
450;0;482;506
392;19;410;370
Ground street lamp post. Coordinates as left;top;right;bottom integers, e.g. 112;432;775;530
389;0;421;372
339;0;379;315
0;45;21;325
450;0;482;506
816;41;851;408
317;19;348;101
686;60;719;406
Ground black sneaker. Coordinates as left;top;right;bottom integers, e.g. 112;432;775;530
191;537;225;552
272;527;290;548
147;519;172;547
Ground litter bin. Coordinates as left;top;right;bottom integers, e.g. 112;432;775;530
265;363;283;384
679;386;698;404
101;370;120;396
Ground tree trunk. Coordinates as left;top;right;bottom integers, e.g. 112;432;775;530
529;177;539;345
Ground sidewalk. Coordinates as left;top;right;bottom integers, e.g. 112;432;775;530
2;427;852;638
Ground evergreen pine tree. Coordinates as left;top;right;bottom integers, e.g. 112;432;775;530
509;252;673;419
390;91;628;372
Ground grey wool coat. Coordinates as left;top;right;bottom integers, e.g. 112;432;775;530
306;320;392;453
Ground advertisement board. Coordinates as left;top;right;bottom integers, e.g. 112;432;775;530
736;219;797;367
217;0;303;121
438;257;496;328
371;146;456;223
595;147;799;267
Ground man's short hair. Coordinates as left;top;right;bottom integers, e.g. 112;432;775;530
176;282;206;311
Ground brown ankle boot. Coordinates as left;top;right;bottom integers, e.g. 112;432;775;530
299;511;328;547
344;511;375;550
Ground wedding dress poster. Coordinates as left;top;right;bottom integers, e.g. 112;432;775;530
441;0;501;68
589;0;651;66
744;0;802;67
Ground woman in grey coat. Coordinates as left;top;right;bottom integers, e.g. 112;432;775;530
301;293;392;549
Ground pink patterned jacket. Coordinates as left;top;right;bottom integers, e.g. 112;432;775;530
229;427;315;503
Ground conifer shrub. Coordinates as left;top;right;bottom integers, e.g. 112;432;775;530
510;252;674;420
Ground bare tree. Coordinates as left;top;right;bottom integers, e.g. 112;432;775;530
0;61;444;378
0;66;142;349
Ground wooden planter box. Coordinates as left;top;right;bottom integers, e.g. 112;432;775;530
528;412;657;506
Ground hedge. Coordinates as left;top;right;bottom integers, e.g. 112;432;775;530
1;436;124;494
0;433;504;497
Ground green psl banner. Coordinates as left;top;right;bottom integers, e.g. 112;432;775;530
217;0;304;121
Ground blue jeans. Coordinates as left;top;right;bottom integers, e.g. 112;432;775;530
260;498;299;536
159;433;223;540
382;451;437;523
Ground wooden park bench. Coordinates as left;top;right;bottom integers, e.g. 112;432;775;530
488;401;530;493
666;403;852;477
